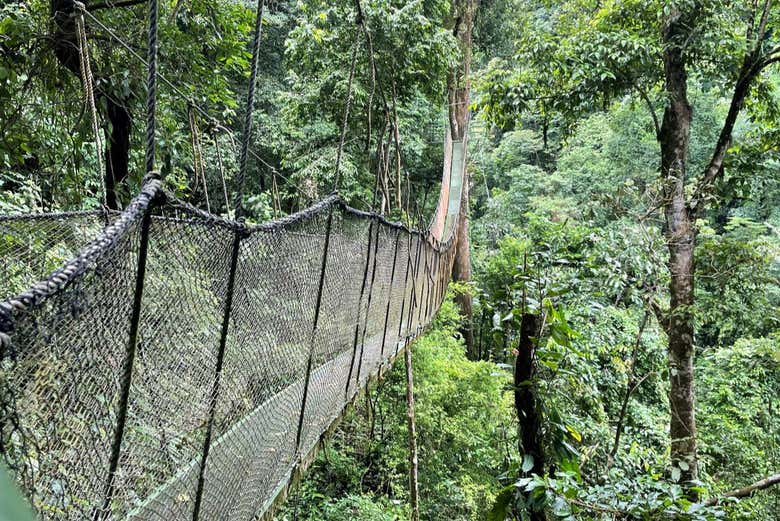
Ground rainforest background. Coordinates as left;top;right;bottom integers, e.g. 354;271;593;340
0;0;778;519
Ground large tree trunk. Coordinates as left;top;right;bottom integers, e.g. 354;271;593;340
103;98;132;209
515;312;544;521
659;11;699;491
448;0;476;356
51;0;131;210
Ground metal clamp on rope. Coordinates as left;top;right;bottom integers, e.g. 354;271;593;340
0;303;15;355
143;170;161;183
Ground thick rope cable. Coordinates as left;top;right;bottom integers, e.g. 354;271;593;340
188;104;210;212
211;127;231;213
333;33;361;190
353;0;376;155
235;0;265;218
145;0;159;174
81;3;376;213
74;3;106;207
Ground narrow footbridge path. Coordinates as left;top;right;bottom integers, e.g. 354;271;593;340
0;138;466;520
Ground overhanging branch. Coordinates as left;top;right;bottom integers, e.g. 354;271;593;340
89;0;146;11
703;473;780;506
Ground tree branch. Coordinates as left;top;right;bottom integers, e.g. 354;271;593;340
761;54;780;69
691;0;776;210
635;83;661;141
703;473;780;506
649;298;670;333
89;0;146;11
608;310;650;467
754;0;773;50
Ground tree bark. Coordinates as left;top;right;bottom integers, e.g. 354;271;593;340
703;473;780;506
448;0;476;356
404;344;420;521
51;0;132;210
654;4;778;494
104;96;131;210
515;313;544;521
659;10;698;490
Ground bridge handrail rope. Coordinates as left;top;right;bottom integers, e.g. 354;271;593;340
74;1;107;208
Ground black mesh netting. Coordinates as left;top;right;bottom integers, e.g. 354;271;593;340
0;177;457;521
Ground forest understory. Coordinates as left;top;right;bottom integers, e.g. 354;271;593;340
1;0;779;520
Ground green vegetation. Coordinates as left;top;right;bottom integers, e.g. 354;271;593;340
276;297;513;521
2;0;779;519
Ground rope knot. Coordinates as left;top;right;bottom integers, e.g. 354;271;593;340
143;171;161;183
0;304;14;354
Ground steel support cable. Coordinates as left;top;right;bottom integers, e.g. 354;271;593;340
80;8;377;213
145;0;159;173
345;219;375;400
74;2;107;207
93;174;162;520
188;104;210;212
235;0;265;218
354;218;382;389
271;170;281;217
295;207;335;451
192;227;244;521
211;127;232;212
333;33;362;191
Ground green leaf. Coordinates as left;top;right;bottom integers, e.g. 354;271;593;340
487;486;515;521
522;454;535;473
565;424;582;442
552;496;572;517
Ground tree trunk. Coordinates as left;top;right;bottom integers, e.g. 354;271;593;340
51;0;131;210
452;178;475;354
515;313;544;521
104;96;131;210
404;344;420;521
448;0;476;356
659;11;699;491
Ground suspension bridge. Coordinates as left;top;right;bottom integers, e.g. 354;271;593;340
0;0;469;519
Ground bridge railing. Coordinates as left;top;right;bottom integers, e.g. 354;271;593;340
0;175;457;521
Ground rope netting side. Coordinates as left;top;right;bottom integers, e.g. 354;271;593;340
0;181;459;521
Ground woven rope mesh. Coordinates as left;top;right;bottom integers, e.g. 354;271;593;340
0;175;459;520
0;212;113;302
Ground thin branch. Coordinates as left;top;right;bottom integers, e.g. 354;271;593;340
635;84;661;140
762;44;780;59
89;0;146;11
608;309;650;467
761;54;780;69
703;473;780;506
649;298;670;333
754;0;773;51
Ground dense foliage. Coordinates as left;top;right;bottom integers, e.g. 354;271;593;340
1;0;779;519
